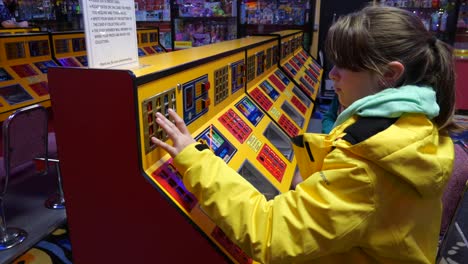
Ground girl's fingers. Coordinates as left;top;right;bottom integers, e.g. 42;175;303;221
155;112;179;139
151;136;176;157
168;108;190;135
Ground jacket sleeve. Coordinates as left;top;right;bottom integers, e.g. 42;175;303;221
173;143;375;264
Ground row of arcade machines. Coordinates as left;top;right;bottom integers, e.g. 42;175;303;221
0;28;166;121
48;30;322;264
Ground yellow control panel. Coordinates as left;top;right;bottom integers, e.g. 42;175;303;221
275;30;323;102
0;27;40;35
246;36;314;138
0;32;56;120
135;36;299;264
137;28;166;57
51;31;88;67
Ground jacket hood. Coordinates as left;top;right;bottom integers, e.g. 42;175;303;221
334;85;440;129
335;114;454;197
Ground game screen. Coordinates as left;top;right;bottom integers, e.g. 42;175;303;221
34;60;58;74
236;96;264;126
259;80;279;101
0;68;13;82
195;125;236;163
28;40;50;57
138;48;146;57
0;84;33;105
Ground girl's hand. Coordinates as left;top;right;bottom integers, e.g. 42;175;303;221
151;108;196;157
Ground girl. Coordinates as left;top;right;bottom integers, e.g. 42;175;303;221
152;5;455;264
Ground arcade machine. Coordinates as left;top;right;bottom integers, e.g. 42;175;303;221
48;36;298;264
275;30;323;103
0;32;56;121
245;34;314;138
137;27;167;57
51;31;88;67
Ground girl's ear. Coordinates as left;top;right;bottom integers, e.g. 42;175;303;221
383;61;405;86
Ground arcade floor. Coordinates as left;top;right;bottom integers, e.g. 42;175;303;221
0;164;67;264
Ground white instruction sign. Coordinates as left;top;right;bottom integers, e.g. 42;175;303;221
81;0;139;69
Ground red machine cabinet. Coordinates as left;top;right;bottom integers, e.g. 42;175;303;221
48;68;228;263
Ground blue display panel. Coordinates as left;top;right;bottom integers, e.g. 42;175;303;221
57;58;81;67
34;60;58;74
259;80;279;101
0;68;13;82
235;96;264;126
153;45;165;53
284;63;297;76
138;48;146;57
230;59;245;94
183;75;209;125
195;125;237;163
292;56;303;68
0;84;33;105
274;69;289;85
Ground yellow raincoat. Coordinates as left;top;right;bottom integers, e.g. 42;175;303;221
174;113;453;263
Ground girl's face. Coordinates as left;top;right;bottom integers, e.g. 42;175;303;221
328;66;380;108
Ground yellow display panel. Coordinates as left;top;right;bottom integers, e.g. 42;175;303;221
246;36;313;137
137;28;166;56
275;30;324;102
135;36;298;264
51;31;87;67
0;33;55;120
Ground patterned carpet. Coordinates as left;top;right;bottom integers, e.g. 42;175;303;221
11;224;72;264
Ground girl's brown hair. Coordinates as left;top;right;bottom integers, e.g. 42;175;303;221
325;5;455;128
